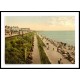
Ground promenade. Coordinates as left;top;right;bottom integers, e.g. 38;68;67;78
42;38;71;64
32;35;41;64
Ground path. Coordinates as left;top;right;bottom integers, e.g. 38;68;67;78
32;35;41;64
40;35;71;64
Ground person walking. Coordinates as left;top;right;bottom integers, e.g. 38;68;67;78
58;58;63;64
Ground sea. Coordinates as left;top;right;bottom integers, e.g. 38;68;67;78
38;31;75;46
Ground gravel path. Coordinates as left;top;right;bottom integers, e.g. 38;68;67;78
32;35;41;64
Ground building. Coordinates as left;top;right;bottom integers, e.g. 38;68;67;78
5;25;11;35
11;26;19;32
5;25;31;36
11;26;19;34
20;28;30;34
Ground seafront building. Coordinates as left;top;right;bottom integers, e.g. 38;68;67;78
11;26;19;35
11;26;19;32
21;28;30;32
20;28;31;34
5;25;31;36
5;25;11;35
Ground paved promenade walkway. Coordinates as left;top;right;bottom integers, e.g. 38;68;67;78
40;36;71;64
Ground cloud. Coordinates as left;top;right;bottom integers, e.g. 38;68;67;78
5;16;75;31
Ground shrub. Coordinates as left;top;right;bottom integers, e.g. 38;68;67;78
5;32;34;64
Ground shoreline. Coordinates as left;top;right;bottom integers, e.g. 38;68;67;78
38;31;75;46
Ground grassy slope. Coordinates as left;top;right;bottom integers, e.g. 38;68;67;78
5;32;34;64
37;35;51;64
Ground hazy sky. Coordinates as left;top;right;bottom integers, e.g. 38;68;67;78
5;16;75;31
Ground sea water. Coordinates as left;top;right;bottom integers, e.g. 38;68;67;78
38;31;75;46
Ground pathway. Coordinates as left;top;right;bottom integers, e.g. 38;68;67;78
40;35;71;64
32;35;41;64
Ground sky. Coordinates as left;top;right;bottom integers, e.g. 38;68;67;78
5;16;75;31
